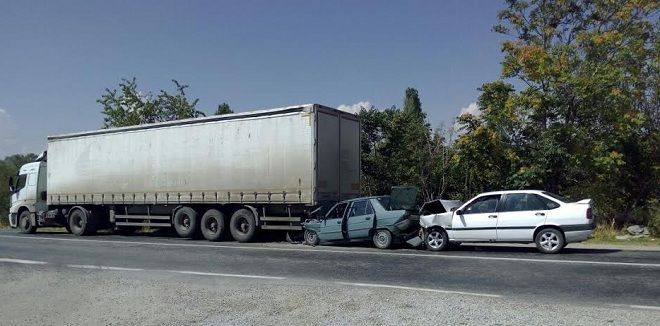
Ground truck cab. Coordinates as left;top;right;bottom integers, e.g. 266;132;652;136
8;160;48;232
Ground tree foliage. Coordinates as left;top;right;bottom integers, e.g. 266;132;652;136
98;78;206;128
215;102;234;115
453;0;659;223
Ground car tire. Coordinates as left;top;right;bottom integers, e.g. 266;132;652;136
173;207;199;238
68;208;97;236
229;209;257;242
18;211;37;234
372;229;393;249
201;209;226;242
425;228;448;251
535;228;565;254
304;229;319;246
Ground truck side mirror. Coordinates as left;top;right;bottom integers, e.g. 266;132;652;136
455;209;462;215
8;177;14;193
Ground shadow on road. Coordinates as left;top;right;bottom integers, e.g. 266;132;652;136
16;228;622;255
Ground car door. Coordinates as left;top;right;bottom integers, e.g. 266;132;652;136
452;194;501;241
496;193;549;241
346;200;375;240
319;202;348;241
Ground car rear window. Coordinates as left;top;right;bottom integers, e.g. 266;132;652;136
536;194;561;210
376;196;391;210
542;191;570;203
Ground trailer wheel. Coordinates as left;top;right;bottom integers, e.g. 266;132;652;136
68;208;97;236
173;207;199;238
18;210;37;234
201;209;226;242
229;209;257;242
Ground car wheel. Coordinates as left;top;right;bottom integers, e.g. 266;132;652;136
173;207;199;238
229;209;257;242
201;209;226;242
372;229;392;249
425;228;448;251
18;211;37;234
304;229;319;246
535;228;565;254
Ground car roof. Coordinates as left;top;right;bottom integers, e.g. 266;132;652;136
478;190;546;196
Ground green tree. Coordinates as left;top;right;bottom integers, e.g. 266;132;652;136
98;78;205;128
0;153;38;227
455;0;659;224
215;102;233;115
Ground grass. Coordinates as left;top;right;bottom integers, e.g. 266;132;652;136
586;223;659;246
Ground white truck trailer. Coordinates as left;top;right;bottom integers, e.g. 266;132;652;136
7;104;361;242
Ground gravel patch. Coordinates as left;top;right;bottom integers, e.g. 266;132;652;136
0;264;657;326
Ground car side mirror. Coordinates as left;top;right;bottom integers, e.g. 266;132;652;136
455;209;462;215
8;177;14;193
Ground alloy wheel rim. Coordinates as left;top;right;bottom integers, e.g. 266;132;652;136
540;232;559;251
427;231;444;248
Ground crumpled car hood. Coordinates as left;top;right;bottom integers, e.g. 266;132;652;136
419;211;453;229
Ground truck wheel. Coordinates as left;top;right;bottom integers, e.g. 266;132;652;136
229;209;257;242
304;229;319;246
18;211;37;234
68;208;97;236
372;229;392;249
173;207;199;239
201;209;226;241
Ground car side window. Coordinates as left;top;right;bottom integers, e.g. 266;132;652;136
536;194;560;210
365;201;374;215
348;200;368;217
14;174;27;192
463;195;501;214
501;193;547;212
326;203;348;219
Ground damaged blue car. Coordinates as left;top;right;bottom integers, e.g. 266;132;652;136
302;187;420;249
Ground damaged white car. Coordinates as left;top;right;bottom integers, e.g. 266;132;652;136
419;190;595;254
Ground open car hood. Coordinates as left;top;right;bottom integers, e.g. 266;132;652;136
420;199;463;215
390;186;419;210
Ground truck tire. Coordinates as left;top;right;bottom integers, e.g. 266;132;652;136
173;207;199;239
18;210;37;234
68;208;97;236
229;209;257;242
201;209;226;241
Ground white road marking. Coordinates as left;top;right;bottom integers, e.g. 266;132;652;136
611;304;660;311
0;258;47;265
172;270;285;280
335;281;501;298
67;264;144;271
2;234;659;268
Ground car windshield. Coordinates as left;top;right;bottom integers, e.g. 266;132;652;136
542;191;570;203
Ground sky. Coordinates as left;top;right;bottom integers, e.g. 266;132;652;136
0;0;508;157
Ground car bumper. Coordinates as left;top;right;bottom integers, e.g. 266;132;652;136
8;213;17;228
564;223;595;243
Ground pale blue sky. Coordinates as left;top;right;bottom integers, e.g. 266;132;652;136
0;0;507;156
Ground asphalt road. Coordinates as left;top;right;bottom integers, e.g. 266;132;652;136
1;229;659;325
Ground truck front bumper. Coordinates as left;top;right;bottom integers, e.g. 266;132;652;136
8;213;17;228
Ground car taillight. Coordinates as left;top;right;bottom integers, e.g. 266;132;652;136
586;207;593;220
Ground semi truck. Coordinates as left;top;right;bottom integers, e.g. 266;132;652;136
7;104;361;242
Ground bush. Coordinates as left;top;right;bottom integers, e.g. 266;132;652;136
591;221;618;241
